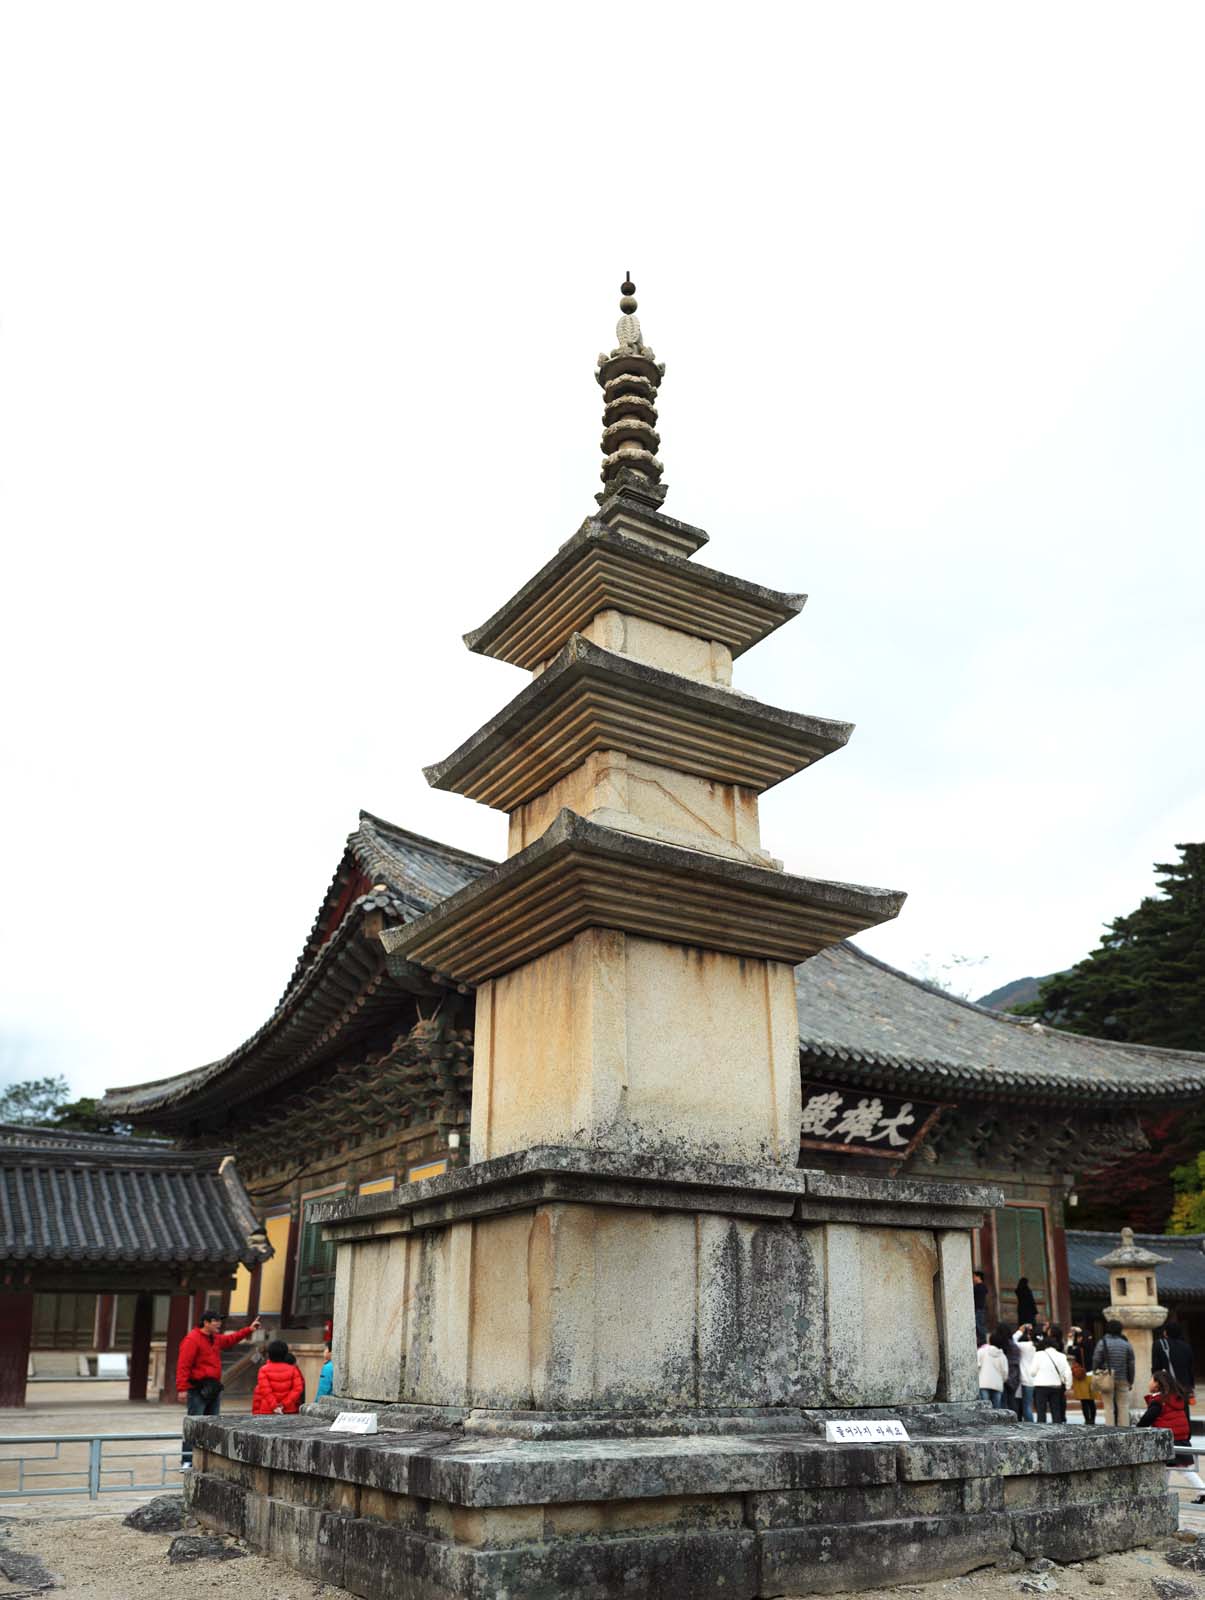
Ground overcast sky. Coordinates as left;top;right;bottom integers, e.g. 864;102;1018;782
2;3;1203;1099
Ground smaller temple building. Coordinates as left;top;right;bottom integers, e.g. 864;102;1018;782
0;1123;269;1407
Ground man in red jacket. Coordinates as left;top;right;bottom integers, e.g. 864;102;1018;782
177;1310;260;1466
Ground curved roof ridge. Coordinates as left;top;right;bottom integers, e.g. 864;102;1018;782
0;1124;173;1151
356;810;496;871
1067;1228;1205;1245
104;888;396;1115
104;816;495;1122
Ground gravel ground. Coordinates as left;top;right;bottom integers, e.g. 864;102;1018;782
1;1507;1200;1600
0;1510;352;1598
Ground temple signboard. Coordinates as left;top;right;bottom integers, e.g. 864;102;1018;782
799;1080;944;1161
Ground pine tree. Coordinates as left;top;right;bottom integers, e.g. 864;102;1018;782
1032;844;1205;1048
1026;844;1205;1230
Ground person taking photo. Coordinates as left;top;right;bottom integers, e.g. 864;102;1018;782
176;1310;261;1466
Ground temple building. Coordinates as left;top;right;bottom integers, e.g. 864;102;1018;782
102;826;1205;1354
0;1123;268;1407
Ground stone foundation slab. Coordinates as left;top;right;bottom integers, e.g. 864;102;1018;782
184;1414;1178;1599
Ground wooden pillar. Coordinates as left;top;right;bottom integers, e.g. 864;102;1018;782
279;1206;301;1328
128;1292;153;1402
246;1263;262;1321
1051;1222;1072;1333
979;1208;999;1329
0;1292;35;1408
94;1293;116;1352
160;1293;191;1403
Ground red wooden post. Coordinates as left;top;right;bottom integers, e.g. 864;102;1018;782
128;1292;153;1402
979;1208;999;1328
280;1206;301;1328
160;1293;191;1403
1051;1223;1073;1332
246;1263;262;1321
94;1293;116;1352
0;1291;35;1408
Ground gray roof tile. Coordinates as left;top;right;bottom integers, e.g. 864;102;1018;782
1066;1229;1205;1303
0;1125;267;1268
797;942;1205;1105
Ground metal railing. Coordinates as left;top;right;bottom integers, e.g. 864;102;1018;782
0;1432;184;1499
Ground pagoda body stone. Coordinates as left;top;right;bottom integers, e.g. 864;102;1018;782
186;281;1179;1599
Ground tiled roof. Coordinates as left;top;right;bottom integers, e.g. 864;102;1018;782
796;942;1205;1107
102;814;493;1124
1066;1229;1205;1304
105;813;1205;1128
287;812;494;995
0;1125;268;1268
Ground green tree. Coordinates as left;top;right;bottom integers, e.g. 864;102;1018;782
1024;844;1205;1231
0;1076;132;1136
0;1075;71;1125
1028;843;1205;1048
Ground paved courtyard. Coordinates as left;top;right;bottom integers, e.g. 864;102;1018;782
0;1383;252;1516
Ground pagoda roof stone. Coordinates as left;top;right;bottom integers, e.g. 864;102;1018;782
426;633;851;810
464;521;803;670
1093;1227;1173;1270
382;809;905;985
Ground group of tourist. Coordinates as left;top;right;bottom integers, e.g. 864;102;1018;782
972;1312;1088;1427
973;1278;1204;1499
175;1310;336;1467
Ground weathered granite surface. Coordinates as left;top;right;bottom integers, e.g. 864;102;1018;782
185;1414;1178;1599
315;1151;994;1420
312;1144;1000;1235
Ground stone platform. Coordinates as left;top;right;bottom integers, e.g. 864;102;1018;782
185;1409;1178;1600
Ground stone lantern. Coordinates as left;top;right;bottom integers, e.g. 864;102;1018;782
1094;1226;1171;1387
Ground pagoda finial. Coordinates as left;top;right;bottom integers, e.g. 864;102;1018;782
595;274;667;505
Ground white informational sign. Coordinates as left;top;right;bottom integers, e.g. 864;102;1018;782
824;1419;910;1443
329;1412;378;1434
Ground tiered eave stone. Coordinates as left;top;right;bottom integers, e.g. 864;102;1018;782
425;634;851;810
382;809;905;985
463;522;804;670
595;487;707;552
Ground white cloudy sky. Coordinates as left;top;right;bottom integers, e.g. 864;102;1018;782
2;3;1203;1099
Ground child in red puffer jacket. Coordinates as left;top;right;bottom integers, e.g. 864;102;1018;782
1138;1370;1205;1502
252;1340;305;1416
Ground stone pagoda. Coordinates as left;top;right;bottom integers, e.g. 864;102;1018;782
185;281;1178;1600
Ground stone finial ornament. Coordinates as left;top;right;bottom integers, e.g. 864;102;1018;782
596;273;667;504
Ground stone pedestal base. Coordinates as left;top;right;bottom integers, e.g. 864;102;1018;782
185;1411;1177;1600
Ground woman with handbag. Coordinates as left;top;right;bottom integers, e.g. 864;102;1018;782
1067;1326;1096;1424
1031;1325;1074;1423
1092;1320;1136;1427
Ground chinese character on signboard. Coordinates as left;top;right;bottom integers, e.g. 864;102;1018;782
800;1082;944;1161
